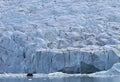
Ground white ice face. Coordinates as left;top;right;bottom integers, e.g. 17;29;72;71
0;0;120;74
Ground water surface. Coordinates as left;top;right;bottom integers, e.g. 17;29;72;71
0;76;119;82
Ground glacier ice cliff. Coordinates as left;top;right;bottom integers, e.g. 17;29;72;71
0;0;120;73
30;46;120;74
94;63;120;75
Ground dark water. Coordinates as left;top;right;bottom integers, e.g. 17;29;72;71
0;76;120;82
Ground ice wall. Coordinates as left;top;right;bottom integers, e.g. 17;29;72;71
94;63;120;75
29;46;120;74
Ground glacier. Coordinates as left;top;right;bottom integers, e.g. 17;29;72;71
94;63;120;76
0;0;120;74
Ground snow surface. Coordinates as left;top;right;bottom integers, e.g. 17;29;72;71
0;0;120;73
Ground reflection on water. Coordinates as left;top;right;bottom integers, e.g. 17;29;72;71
0;76;119;82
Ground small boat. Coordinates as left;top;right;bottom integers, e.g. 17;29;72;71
27;73;33;80
27;73;33;77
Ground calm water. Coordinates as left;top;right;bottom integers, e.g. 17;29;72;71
0;76;120;82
